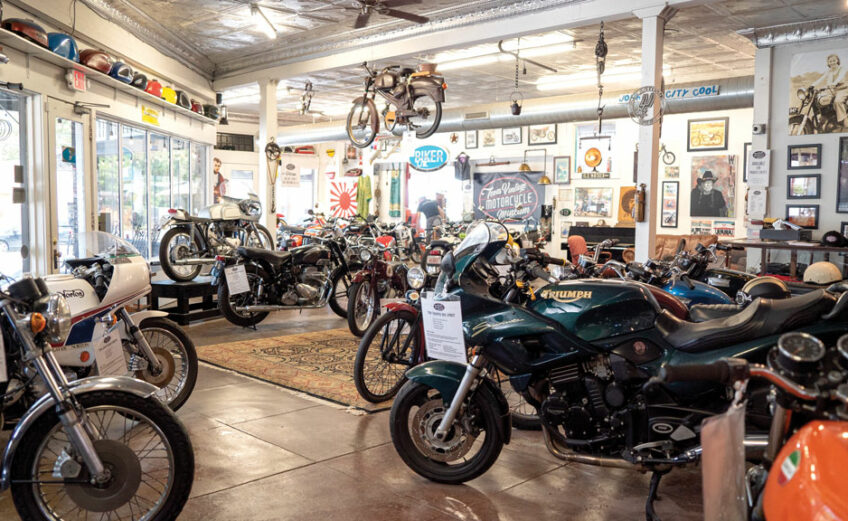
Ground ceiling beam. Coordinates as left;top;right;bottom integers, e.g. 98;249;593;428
212;0;710;91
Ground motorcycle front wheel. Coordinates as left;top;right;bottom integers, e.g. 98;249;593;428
346;98;378;148
158;227;203;282
130;317;199;411
390;380;504;484
409;93;442;139
10;390;193;521
354;309;418;403
217;264;271;327
246;224;275;250
347;281;380;337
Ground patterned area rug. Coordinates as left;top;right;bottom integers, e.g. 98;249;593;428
196;328;389;411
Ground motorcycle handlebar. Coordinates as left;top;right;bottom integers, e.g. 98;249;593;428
528;264;556;283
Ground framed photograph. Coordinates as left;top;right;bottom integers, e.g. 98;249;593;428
661;181;679;228
553;156;571;184
839;137;848;213
481;129;496;147
618;186;636;224
529;124;557;145
743;142;751;182
787;144;822;169
691;155;736;217
787;174;821;199
664;166;679;178
786;204;820;229
842;222;848;237
790;50;848;134
502;127;522;145
465;130;477;149
574;187;613;217
687;117;729;152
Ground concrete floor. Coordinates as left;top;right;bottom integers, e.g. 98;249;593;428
0;309;703;521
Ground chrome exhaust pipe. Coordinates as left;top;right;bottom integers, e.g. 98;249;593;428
542;427;648;471
234;300;330;313
171;258;218;265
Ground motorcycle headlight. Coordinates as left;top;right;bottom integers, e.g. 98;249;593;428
797;88;807;101
407;266;426;289
359;248;373;262
240;200;261;217
41;294;72;344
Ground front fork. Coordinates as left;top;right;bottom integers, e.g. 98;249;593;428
118;308;162;374
434;354;486;440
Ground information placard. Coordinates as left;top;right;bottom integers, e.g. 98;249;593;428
93;323;126;376
225;265;250;295
421;293;467;365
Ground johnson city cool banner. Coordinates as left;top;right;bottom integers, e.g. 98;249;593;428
473;172;545;221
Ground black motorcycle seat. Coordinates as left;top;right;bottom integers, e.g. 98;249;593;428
236;247;291;267
280;225;306;234
657;289;835;353
688;303;742;322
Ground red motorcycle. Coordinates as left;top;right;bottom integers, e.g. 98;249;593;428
346;239;408;336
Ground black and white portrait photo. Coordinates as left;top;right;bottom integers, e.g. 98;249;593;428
789;49;848;135
691;171;727;217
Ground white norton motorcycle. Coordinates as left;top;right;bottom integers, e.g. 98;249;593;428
42;231;198;410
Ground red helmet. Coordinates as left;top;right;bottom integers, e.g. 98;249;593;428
145;79;162;98
79;49;113;74
190;99;203;114
2;19;48;48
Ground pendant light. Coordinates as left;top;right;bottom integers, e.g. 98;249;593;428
519;149;552;184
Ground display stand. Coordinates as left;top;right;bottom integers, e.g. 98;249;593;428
148;276;220;325
727;240;848;279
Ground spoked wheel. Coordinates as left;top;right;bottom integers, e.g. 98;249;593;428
329;267;356;319
245;224;275;250
217;264;270;327
354;310;419;403
347;281;380;337
490;368;540;430
408;93;442;139
158;228;202;282
10;390;193;521
346;98;378;148
390;381;504;484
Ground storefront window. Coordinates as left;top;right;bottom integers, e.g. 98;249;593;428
191;143;208;214
276;169;314;222
172;138;190;212
121;126;148;256
96;120;120;235
149;133;170;256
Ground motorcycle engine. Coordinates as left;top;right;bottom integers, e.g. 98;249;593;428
281;267;328;306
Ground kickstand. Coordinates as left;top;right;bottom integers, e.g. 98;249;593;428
645;470;669;521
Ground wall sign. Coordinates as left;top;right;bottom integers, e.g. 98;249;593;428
409;145;448;172
473;172;543;221
617;85;719;104
65;69;86;92
141;105;160;126
747;149;770;187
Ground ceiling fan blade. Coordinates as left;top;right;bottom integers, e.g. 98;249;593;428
383;0;423;7
382;9;428;24
353;11;372;29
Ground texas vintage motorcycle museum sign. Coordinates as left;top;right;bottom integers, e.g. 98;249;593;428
409;145;449;171
474;172;543;221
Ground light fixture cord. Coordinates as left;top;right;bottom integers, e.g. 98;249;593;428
594;22;608;135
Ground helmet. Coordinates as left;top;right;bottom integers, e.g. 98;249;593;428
736;276;790;305
2;19;48;48
80;49;113;74
803;261;842;285
203;104;220;120
175;91;191;109
161;87;177;104
190;99;203;113
130;72;148;90
821;230;848;247
145;79;162;97
47;33;79;62
108;62;133;83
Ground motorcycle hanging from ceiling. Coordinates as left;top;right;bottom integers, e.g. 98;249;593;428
346;61;446;148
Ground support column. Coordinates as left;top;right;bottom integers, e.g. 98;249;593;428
258;79;279;232
633;7;673;262
746;47;773;272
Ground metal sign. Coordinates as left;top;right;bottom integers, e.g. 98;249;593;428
617;84;719;104
627;86;666;126
409;145;449;172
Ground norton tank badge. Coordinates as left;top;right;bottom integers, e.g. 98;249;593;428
539;288;592;304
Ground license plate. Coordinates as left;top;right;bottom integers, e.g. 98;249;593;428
427;255;442;265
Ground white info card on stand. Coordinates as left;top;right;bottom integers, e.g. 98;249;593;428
421;292;467;365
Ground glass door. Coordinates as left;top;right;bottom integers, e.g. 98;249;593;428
0;89;32;278
47;101;91;269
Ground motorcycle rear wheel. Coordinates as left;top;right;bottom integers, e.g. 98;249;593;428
409;93;442;139
217;264;271;327
159;227;203;282
354;309;418;403
246;224;275;250
346;98;378;148
329;267;353;319
347;281;380;337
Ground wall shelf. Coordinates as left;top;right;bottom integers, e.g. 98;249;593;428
0;28;216;125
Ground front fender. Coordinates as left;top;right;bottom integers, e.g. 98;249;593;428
385;302;418;314
351;270;371;284
0;376;159;490
119;310;169;340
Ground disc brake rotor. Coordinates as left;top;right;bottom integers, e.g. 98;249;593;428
65;439;142;512
411;399;475;462
135;346;176;387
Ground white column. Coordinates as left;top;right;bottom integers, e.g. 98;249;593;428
633;7;672;262
258;79;279;232
746;47;772;272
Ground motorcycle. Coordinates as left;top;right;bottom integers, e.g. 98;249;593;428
389;220;848;488
0;276;194;520
657;331;848;520
347;241;409;336
790;84;846;135
45;231;198;410
158;193;274;282
346;61;446;148
212;241;334;327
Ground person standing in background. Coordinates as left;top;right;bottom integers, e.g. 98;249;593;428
417;195;445;239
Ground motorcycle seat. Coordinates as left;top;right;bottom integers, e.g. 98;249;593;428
280;225;306;234
236;246;291;267
688;303;742;322
657;289;835;353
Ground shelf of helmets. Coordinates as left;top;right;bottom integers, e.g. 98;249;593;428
0;28;215;125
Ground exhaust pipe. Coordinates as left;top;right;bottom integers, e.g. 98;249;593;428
234;300;330;313
171;258;219;265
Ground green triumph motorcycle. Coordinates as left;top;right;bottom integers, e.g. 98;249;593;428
389;221;848;518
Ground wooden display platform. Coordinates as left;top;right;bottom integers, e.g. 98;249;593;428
148;276;220;325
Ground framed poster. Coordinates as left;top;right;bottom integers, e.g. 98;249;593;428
787;144;821;169
691;219;712;235
553;156;571;184
618;186;636;224
840;137;848;213
786;174;821;199
465;130;478;149
687;117;729;152
786;204;819;229
842;222;848;237
789;50;848;134
529;124;557;145
576;122;614;175
691;155;736;217
481;129;496;147
574;187;613;217
502;127;522;145
743;142;751;182
664;166;679;178
713;220;735;238
661;181;679;228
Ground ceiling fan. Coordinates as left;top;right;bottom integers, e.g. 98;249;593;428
349;0;429;29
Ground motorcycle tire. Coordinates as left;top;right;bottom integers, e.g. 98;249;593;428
135;317;199;411
346;97;378;148
347;281;380;337
390;380;504;484
329;267;354;319
10;390;194;521
410;93;442;139
248;224;275;250
159;227;203;282
217;264;271;327
354;309;418;403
